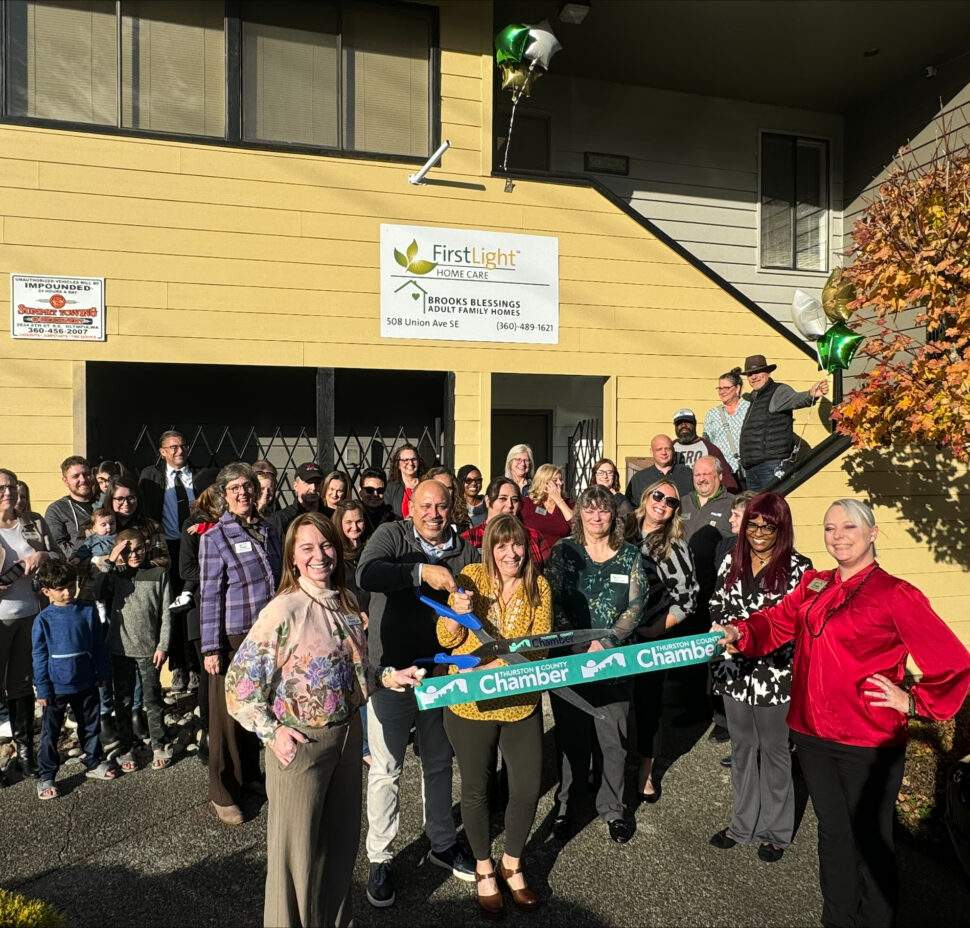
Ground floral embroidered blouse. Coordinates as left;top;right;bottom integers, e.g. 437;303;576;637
225;578;371;743
440;563;553;723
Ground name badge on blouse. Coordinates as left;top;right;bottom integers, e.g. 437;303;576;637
234;541;253;554
345;616;363;629
808;578;829;593
610;573;629;585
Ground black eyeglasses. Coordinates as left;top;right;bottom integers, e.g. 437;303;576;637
649;490;680;509
464;477;482;484
361;486;385;496
746;522;778;536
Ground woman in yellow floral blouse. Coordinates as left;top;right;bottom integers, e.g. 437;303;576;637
225;512;423;928
441;514;552;919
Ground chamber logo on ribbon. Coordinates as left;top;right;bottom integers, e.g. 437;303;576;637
415;675;469;709
580;652;626;679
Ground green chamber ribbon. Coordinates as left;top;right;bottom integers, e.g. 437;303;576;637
415;631;723;711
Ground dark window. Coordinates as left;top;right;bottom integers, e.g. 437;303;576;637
2;0;437;160
496;111;549;172
760;133;829;272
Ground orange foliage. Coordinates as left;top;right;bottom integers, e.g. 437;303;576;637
833;125;970;460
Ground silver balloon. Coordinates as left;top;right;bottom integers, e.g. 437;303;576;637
523;20;561;71
791;289;828;341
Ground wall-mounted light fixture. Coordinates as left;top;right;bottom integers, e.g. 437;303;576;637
558;2;590;25
408;139;451;185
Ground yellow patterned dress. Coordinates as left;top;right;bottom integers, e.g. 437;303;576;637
439;562;552;722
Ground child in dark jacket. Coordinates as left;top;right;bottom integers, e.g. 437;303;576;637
96;527;174;772
32;561;117;799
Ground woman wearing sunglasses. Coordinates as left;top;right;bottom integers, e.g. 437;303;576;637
456;465;487;528
628;480;698;803
708;492;812;863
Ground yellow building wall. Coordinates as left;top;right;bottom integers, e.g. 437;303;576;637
0;0;966;640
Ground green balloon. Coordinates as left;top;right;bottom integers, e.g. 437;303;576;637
816;322;864;373
495;23;530;67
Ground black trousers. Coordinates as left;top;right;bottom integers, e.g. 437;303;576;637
793;731;906;928
112;654;166;750
38;687;102;781
443;708;542;860
634;669;666;759
166;539;193;675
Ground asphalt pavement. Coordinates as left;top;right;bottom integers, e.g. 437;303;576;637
2;702;968;927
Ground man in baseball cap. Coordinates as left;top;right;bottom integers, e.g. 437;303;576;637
672;409;738;493
737;355;827;491
267;461;324;541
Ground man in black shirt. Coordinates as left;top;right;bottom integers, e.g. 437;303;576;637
44;456;97;557
267;461;324;542
625;434;694;507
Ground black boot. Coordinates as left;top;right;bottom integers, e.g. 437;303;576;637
197;729;209;766
10;697;37;778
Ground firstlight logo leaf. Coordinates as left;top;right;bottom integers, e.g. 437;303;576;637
394;239;438;275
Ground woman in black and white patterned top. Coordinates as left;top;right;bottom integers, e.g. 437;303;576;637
708;492;811;863
627;479;699;802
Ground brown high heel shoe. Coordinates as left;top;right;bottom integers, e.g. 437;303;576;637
497;861;541;912
475;864;504;920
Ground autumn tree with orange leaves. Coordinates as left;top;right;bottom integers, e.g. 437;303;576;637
833;128;969;461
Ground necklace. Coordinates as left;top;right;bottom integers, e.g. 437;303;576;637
804;564;880;639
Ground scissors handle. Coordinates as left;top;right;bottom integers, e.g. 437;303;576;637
417;593;483;631
414;653;481;669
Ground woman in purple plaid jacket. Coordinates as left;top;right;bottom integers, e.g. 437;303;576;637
199;462;282;825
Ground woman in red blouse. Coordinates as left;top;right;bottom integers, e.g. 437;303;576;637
519;465;573;564
715;498;970;928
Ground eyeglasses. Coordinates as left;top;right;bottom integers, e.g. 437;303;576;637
0;484;15;495
113;495;136;506
399;457;418;465
127;546;147;555
162;443;186;451
649;490;680;509
594;469;615;478
716;385;736;394
361;486;385;496
746;522;778;536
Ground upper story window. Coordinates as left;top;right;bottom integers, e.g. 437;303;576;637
760;132;829;272
2;0;436;160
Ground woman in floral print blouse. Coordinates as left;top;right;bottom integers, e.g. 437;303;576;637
545;485;647;845
226;512;423;928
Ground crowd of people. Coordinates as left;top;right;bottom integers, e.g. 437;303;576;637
1;354;969;928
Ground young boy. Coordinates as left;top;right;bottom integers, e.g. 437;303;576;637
97;527;174;771
31;560;117;800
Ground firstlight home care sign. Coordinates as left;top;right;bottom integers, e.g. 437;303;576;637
379;224;559;344
11;275;105;341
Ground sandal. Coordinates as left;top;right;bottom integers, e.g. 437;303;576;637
475;864;504;921
118;752;138;773
85;761;119;781
152;746;174;770
37;780;59;801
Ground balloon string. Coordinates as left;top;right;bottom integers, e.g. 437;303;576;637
502;60;536;174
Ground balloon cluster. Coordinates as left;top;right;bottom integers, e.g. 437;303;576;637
495;21;561;174
791;268;865;373
495;21;561;100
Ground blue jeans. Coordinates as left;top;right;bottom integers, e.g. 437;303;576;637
745;460;786;493
360;703;370;759
39;687;102;781
101;666;142;714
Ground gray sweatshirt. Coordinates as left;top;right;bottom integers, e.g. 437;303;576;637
96;564;172;658
44;496;95;557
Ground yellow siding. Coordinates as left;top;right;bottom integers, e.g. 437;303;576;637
0;0;966;641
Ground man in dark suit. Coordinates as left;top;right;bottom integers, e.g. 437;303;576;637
138;429;214;694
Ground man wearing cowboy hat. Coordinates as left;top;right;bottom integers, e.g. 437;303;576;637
737;355;827;492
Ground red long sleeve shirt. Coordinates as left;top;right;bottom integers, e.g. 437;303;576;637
735;562;970;748
519;497;571;565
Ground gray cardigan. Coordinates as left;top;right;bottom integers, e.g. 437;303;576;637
357;519;479;671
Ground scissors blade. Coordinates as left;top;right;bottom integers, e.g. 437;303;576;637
501;652;607;719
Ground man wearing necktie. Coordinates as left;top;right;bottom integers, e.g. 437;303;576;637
139;430;214;694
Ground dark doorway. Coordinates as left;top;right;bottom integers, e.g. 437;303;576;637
491;409;552;479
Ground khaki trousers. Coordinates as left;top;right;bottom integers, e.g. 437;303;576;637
264;714;363;928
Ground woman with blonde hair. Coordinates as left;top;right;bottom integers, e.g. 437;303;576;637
504;444;535;493
628;479;699;802
440;514;552;917
519;464;573;564
227;511;424;927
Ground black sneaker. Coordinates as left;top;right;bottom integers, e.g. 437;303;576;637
428;843;476;882
758;843;785;863
367;862;395;908
170;670;188;695
608;818;635;844
709;829;738;850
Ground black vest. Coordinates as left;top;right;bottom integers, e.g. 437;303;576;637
739;380;795;467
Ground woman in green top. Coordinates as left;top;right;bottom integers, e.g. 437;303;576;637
545;485;646;845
